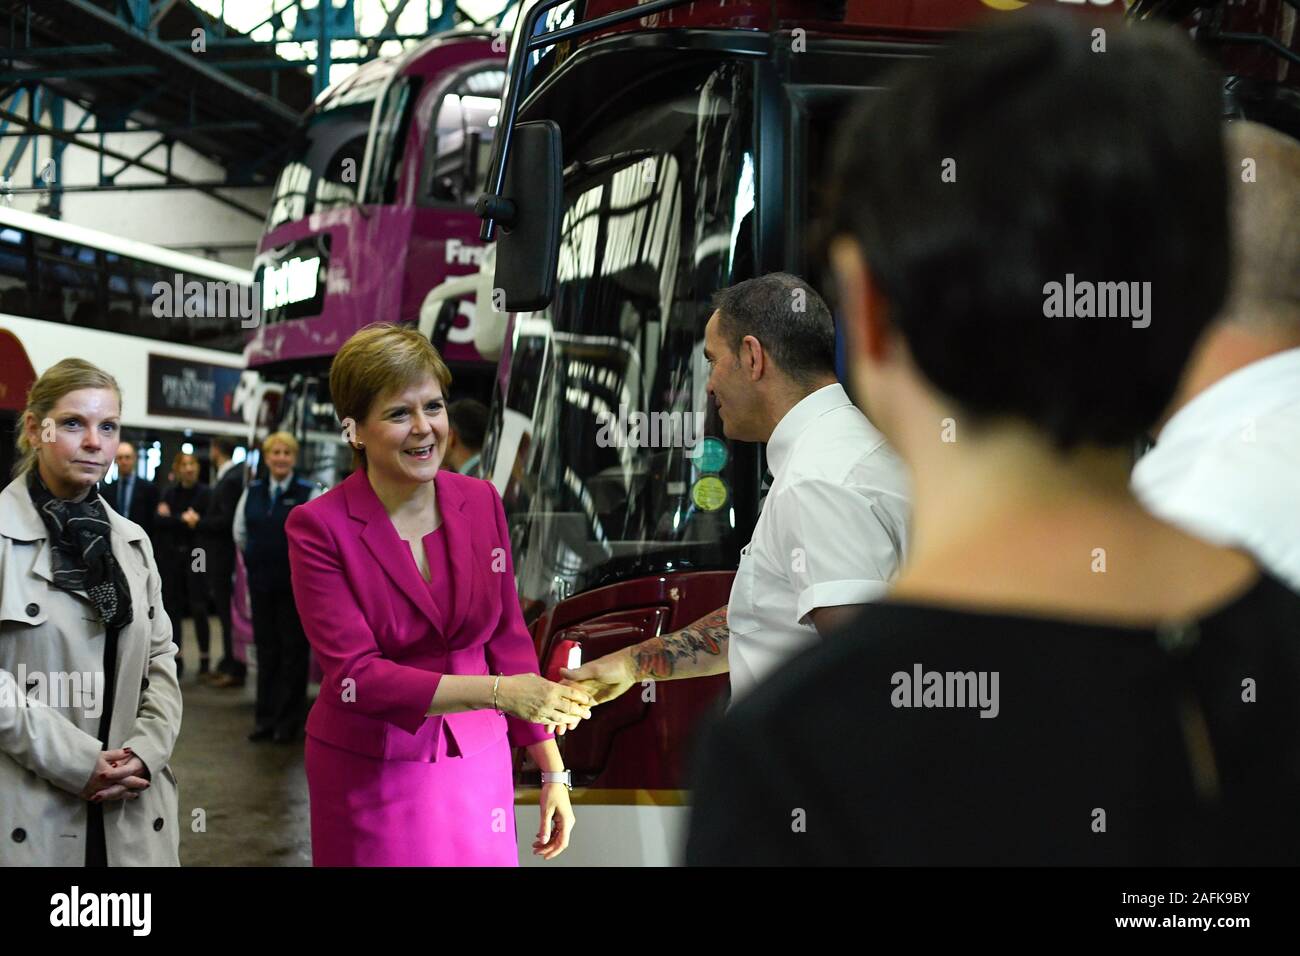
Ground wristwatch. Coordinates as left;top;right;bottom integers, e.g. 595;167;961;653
540;770;572;791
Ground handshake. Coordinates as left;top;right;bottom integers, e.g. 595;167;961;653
495;650;639;735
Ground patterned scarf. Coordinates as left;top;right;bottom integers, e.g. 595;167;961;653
26;469;134;629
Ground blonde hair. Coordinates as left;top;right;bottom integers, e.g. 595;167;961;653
329;323;452;468
262;431;300;457
14;358;122;479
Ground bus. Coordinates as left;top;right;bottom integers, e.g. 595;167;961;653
476;0;1300;864
246;28;509;487
0;204;256;483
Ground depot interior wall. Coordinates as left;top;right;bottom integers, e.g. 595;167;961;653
5;100;271;270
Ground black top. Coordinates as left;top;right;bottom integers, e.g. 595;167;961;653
155;483;211;554
686;574;1300;866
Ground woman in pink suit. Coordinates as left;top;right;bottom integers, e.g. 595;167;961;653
286;323;594;866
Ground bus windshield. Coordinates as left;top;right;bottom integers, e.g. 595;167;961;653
264;98;373;232
488;59;761;608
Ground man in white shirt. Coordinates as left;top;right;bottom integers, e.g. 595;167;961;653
563;272;911;704
1132;122;1300;591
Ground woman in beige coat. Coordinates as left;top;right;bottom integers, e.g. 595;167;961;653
0;358;182;866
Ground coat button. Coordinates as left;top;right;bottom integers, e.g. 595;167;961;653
11;828;25;843
141;678;150;690
148;606;155;620
25;603;38;617
152;818;164;832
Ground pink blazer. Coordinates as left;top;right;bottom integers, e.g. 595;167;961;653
285;468;552;762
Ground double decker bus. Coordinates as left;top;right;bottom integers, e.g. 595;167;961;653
246;28;509;486
476;0;1300;864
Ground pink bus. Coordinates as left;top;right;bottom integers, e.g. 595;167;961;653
245;28;508;486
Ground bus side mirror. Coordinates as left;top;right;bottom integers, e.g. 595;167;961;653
483;121;562;312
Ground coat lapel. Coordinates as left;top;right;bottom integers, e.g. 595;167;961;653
346;470;445;635
1;477;58;586
434;470;477;637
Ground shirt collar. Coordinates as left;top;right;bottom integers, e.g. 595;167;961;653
1157;347;1300;448
216;459;236;481
765;383;852;478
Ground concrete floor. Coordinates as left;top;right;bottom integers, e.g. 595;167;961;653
169;617;313;866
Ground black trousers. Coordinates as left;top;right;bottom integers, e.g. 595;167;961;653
250;587;308;735
164;561;211;660
208;559;246;678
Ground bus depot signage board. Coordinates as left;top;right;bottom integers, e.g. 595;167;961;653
147;354;244;424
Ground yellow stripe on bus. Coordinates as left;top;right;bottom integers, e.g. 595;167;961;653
514;787;691;807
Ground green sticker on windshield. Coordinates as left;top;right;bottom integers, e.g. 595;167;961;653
694;436;728;473
691;476;728;512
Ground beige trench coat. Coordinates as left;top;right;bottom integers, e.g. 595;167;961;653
0;475;182;866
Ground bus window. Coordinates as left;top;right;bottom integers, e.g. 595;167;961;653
34;235;98;325
265;99;372;232
365;75;422;206
104;251;144;334
424;67;505;206
0;226;31;315
494;60;759;606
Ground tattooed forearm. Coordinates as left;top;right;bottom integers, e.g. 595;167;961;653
631;605;729;681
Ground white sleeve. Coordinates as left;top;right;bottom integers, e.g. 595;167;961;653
233;487;249;554
770;477;906;627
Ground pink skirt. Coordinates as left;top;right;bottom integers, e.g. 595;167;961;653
305;729;518;867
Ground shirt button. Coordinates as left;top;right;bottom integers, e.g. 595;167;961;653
25;603;39;617
11;828;25;843
148;606;155;620
152;818;164;832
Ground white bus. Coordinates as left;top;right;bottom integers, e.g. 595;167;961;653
0;206;256;482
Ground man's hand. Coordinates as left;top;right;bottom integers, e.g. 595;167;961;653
156;502;171;517
181;508;200;528
560;651;638;706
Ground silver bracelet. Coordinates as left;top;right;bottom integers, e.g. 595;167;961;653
492;673;504;716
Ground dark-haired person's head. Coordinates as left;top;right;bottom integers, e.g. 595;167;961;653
210;436;238;464
827;13;1229;454
705;272;838;442
445;398;488;472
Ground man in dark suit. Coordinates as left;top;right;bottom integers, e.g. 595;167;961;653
198;436;247;687
107;441;160;534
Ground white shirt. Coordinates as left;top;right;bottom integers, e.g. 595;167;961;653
727;383;911;703
1131;347;1300;592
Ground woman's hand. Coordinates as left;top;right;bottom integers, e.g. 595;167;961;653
498;674;593;734
533;783;574;860
81;749;150;803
